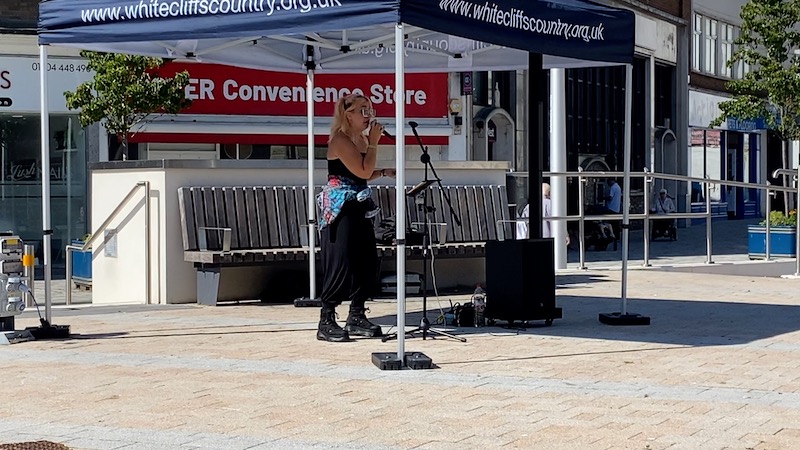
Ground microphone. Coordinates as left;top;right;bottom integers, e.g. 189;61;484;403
408;121;418;128
372;120;394;140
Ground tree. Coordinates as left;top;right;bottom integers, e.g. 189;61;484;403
710;0;800;213
65;51;192;160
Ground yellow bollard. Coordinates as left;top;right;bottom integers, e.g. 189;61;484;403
23;244;35;307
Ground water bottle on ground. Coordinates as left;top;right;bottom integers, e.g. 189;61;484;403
472;284;486;327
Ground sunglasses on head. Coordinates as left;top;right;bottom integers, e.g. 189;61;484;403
344;95;366;109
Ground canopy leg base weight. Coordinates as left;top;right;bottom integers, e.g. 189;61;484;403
27;320;71;339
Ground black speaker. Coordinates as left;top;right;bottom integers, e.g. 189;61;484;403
484;239;562;325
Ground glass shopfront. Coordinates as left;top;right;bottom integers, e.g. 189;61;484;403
1;54;93;274
689;127;761;217
0;113;88;271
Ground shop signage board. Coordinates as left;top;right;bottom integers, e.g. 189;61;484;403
160;63;449;118
0;56;93;113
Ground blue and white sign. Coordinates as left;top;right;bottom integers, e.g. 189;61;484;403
727;117;766;132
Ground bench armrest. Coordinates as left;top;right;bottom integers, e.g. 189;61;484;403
299;223;321;248
495;219;528;241
411;221;449;245
198;227;232;252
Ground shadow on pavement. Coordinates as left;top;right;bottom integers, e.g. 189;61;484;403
369;294;800;348
67;321;316;341
556;273;614;288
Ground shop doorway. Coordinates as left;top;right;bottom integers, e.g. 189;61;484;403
472;107;515;163
725;133;744;219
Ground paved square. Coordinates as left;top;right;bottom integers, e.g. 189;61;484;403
2;265;799;449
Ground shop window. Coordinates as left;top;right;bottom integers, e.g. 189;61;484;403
296;146;328;160
107;134;139;160
222;143;253;159
706;130;722;201
694;14;742;79
720;24;734;78
689;128;722;202
217;144;328;160
704;18;718;75
735;59;750;79
693;14;703;72
654;64;675;130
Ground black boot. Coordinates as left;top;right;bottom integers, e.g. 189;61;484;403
317;309;350;342
345;306;383;337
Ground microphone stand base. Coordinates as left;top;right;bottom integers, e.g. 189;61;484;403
293;297;322;308
371;351;434;370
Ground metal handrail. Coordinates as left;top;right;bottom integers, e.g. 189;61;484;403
544;170;797;193
512;169;800;270
65;181;151;305
772;168;800;276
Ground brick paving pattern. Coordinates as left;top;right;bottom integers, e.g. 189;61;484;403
1;219;798;449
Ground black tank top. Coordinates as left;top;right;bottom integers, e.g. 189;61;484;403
328;158;367;184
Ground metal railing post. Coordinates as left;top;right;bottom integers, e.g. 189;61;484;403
65;246;73;305
23;244;34;307
578;169;587;270
765;183;771;261
643;169;651;267
705;179;714;264
143;181;152;305
795;169;799;277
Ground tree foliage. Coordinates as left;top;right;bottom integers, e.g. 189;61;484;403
710;0;800;140
64;51;192;158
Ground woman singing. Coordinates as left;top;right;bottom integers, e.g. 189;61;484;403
316;94;395;342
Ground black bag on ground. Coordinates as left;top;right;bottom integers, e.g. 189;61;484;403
443;302;475;327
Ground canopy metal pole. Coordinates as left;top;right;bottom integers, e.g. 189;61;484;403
39;44;53;322
550;68;567;269
620;63;632;315
599;63;648;325
394;23;407;361
306;64;317;301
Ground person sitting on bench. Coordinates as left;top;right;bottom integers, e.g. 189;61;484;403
651;188;676;239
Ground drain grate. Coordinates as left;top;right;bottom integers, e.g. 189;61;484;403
0;442;71;450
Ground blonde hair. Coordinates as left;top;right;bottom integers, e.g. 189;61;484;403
329;93;370;142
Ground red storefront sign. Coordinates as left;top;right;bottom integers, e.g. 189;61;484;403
160;63;449;118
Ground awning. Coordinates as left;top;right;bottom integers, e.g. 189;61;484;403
39;0;635;71
37;0;638;360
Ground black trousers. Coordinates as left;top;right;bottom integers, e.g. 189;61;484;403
320;201;378;312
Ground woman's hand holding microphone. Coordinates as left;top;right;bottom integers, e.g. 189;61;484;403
368;120;396;178
368;120;384;150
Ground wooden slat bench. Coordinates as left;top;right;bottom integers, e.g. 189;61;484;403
178;184;510;305
178;185;315;305
371;184;511;258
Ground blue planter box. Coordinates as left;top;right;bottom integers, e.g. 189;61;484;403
747;226;797;259
71;239;92;281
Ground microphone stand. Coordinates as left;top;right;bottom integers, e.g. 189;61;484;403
383;122;465;343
